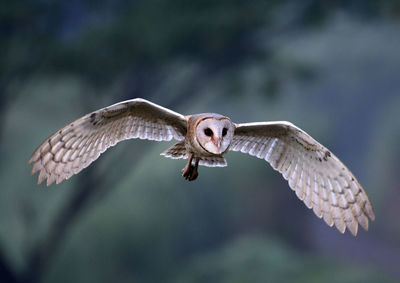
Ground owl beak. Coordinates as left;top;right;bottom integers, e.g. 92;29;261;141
212;137;221;150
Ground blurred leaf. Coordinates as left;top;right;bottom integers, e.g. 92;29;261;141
173;236;394;283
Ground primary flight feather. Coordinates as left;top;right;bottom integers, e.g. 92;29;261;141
29;98;375;236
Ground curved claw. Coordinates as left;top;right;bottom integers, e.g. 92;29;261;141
181;155;199;181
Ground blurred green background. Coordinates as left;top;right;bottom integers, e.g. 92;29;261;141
1;0;400;282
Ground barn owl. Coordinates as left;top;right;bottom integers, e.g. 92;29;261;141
29;98;375;236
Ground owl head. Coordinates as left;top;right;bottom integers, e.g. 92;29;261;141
195;117;234;154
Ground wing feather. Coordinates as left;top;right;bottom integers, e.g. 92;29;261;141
231;121;374;236
29;98;187;186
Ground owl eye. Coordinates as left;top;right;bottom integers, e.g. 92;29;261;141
204;128;213;136
222;128;228;136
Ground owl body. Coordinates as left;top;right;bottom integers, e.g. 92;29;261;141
29;98;375;236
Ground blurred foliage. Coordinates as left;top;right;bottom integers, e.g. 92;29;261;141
0;0;400;283
1;0;276;83
174;236;392;283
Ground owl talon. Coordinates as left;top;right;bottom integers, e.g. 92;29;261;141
188;169;198;181
182;166;198;181
182;155;199;181
181;166;192;179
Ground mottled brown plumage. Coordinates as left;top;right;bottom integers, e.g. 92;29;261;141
29;98;375;236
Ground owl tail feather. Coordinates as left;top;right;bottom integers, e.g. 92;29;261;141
161;142;227;167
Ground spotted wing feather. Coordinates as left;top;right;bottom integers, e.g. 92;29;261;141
231;121;375;236
29;98;187;186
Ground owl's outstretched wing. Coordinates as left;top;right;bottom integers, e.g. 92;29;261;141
29;98;187;186
230;121;375;236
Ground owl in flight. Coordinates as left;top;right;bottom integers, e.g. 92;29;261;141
29;98;374;236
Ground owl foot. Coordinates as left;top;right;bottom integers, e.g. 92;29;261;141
182;155;199;181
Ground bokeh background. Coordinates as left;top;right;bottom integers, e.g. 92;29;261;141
1;1;400;282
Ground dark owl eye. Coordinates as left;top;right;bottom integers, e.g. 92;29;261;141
204;128;213;136
222;128;228;136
